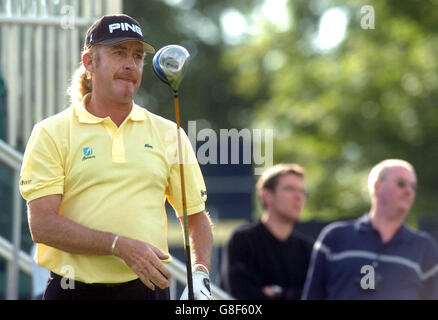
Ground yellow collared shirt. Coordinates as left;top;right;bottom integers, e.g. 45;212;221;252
19;94;207;283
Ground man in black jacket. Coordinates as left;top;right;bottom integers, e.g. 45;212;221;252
220;164;313;299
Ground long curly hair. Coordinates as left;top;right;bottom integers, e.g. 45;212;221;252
67;45;100;105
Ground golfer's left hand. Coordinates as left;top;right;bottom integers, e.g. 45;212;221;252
180;270;212;300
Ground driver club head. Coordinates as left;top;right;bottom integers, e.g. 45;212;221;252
152;45;190;93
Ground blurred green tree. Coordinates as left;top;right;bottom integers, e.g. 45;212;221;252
221;0;438;223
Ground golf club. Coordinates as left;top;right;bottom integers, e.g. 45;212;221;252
152;45;194;300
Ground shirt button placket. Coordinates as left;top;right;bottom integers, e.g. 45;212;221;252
112;129;125;163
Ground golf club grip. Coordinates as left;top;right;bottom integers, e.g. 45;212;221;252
174;93;195;300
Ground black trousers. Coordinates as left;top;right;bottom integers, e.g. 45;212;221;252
43;272;170;300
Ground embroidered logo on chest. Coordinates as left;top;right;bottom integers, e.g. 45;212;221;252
82;147;96;161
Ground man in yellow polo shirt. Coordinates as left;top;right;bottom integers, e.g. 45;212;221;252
19;14;213;300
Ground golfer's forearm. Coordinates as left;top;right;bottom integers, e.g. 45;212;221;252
183;211;213;269
31;213;115;255
28;194;116;255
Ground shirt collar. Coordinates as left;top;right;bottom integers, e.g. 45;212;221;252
75;93;148;124
355;212;411;243
130;104;148;121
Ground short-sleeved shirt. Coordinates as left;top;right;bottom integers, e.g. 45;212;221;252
302;214;438;300
19;94;207;283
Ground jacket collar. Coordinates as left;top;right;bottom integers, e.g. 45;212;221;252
355;213;411;244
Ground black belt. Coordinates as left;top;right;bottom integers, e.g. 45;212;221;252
50;271;139;288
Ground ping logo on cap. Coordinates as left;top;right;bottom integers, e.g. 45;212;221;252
108;22;143;36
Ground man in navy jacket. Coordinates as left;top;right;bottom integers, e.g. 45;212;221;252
302;159;438;300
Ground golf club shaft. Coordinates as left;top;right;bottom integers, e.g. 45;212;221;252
174;92;195;300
